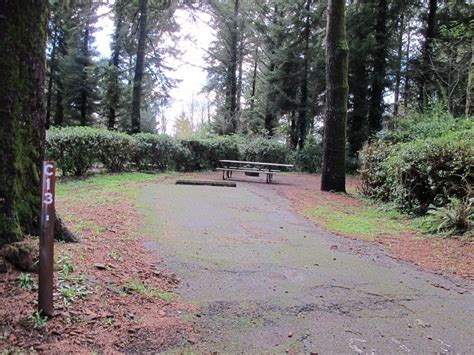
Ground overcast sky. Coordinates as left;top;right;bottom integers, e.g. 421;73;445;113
95;6;214;133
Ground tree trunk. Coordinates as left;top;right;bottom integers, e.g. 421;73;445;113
225;0;240;133
249;46;258;112
347;0;369;158
46;27;58;129
418;0;437;110
403;26;411;109
321;0;348;193
297;0;312;150
289;111;298;149
236;27;244;116
80;25;90;126
131;0;148;134
0;0;48;245
466;38;474;116
108;4;124;130
54;81;64;126
393;13;404;117
367;0;387;136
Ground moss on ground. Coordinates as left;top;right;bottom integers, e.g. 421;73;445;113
305;202;414;241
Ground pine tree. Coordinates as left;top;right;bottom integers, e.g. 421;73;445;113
60;0;100;126
0;0;48;244
321;0;349;192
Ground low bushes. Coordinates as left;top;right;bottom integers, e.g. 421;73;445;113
182;136;241;171
295;136;323;173
360;112;473;230
133;133;190;171
47;127;102;176
47;128;319;176
240;137;291;164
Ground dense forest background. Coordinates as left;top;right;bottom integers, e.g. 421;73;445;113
45;0;473;148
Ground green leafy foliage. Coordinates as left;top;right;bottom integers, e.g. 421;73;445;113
360;113;473;216
422;197;473;237
133;133;191;172
28;311;48;329
17;273;34;289
97;130;136;172
239;137;290;164
47;128;323;175
56;254;90;307
181;136;242;171
47;127;101;176
295;136;322;173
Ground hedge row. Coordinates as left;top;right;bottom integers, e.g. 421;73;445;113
360;123;473;214
46;127;322;176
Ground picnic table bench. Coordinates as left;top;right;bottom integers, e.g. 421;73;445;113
217;160;294;183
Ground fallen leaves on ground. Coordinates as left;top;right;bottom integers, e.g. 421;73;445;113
0;177;196;352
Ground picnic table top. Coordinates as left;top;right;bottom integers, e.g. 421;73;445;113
219;160;294;168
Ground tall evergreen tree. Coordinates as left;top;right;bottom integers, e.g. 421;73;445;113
321;0;348;192
131;0;148;133
367;0;387;135
60;0;100;126
418;0;438;110
0;0;48;244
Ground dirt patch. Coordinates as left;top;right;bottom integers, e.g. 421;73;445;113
0;176;196;352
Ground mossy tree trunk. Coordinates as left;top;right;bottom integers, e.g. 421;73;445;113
367;0;387;135
466;38;474;117
321;0;349;193
131;0;148;134
418;0;437;110
0;0;48;245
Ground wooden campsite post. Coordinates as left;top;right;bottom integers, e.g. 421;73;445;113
38;161;56;317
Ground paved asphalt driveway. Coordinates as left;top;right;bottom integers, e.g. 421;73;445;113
140;179;473;353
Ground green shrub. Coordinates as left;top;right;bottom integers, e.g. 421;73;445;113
360;130;473;214
295;136;322;173
421;197;473;237
133;133;190;171
97;130;135;172
181;136;242;170
379;108;473;144
47;127;101;176
240;137;290;164
46;128;316;175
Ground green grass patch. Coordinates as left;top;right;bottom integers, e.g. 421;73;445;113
305;203;412;241
124;279;173;302
56;172;167;198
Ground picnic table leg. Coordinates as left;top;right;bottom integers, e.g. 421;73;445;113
222;170;226;180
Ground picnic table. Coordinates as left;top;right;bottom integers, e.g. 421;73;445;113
217;160;294;183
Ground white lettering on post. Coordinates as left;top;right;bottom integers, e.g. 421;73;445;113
43;193;53;205
43;163;54;205
44;164;54;176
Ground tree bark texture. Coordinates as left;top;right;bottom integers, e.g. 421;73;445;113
131;0;148;134
108;4;124;130
393;13;404;117
80;25;90;126
0;0;48;245
46;27;58;129
224;0;240;133
367;0;387;135
347;0;369;158
418;0;437;110
321;0;349;192
249;46;258;112
466;38;474;117
297;0;312;150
